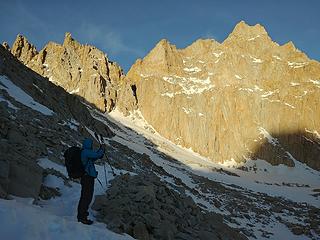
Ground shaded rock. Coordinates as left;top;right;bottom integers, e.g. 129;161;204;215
8;160;43;198
133;222;150;240
39;185;61;200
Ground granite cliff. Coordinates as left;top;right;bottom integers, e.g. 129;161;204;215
120;21;320;170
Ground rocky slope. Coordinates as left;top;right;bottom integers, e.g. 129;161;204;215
120;21;320;170
92;173;247;240
9;33;125;112
0;44;113;198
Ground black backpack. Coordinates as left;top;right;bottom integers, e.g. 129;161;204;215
64;146;85;178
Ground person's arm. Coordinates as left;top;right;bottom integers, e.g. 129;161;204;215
84;148;104;161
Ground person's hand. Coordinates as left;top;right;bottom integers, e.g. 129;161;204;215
101;144;106;152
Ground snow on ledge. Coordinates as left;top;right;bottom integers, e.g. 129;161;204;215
250;56;263;63
288;61;308;69
69;88;80;94
309;79;320;85
248;35;260;41
235;74;242;80
258;127;279;146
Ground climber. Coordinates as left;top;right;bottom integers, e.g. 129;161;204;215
77;138;105;225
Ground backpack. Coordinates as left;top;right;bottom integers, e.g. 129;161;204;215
64;146;85;178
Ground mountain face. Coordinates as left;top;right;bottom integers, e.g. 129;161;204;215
6;21;320;171
10;33;125;112
121;21;320;170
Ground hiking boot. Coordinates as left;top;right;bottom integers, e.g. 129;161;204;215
78;218;93;225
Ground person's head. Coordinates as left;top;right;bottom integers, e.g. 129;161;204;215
82;138;93;149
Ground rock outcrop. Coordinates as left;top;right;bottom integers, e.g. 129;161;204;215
121;21;320;169
10;33;125;112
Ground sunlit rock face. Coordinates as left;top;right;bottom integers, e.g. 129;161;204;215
120;21;320;169
10;33;125;112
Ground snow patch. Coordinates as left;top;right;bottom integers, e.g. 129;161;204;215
33;83;44;93
250;56;263;63
295;90;308;98
290;82;300;86
261;91;274;98
182;107;192;114
38;158;68;176
140;73;152;78
0;75;54;116
183;67;202;73
162;76;214;95
69;88;80;94
213;51;224;57
288;62;308;68
235;74;242;80
239;87;254;93
309;79;320;85
284;103;295;109
161;92;175;98
254;85;263;92
273;55;282;60
305;128;320;140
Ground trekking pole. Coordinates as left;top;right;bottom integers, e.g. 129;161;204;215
96;133;116;177
103;161;108;187
105;154;116;177
94;132;108;186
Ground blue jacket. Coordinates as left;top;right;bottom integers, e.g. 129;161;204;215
81;138;104;178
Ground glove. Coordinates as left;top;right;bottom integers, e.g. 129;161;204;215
100;144;106;152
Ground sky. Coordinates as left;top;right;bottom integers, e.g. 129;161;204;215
0;0;319;72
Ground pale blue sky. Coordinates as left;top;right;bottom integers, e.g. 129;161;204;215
0;0;319;72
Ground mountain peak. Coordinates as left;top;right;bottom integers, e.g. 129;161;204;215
144;39;178;62
231;21;268;37
281;41;296;51
11;34;38;63
183;38;220;55
154;39;173;49
223;21;271;45
63;32;79;47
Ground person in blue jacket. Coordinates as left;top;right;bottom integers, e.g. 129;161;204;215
77;138;105;225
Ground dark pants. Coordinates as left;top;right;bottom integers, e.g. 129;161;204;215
77;174;94;220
